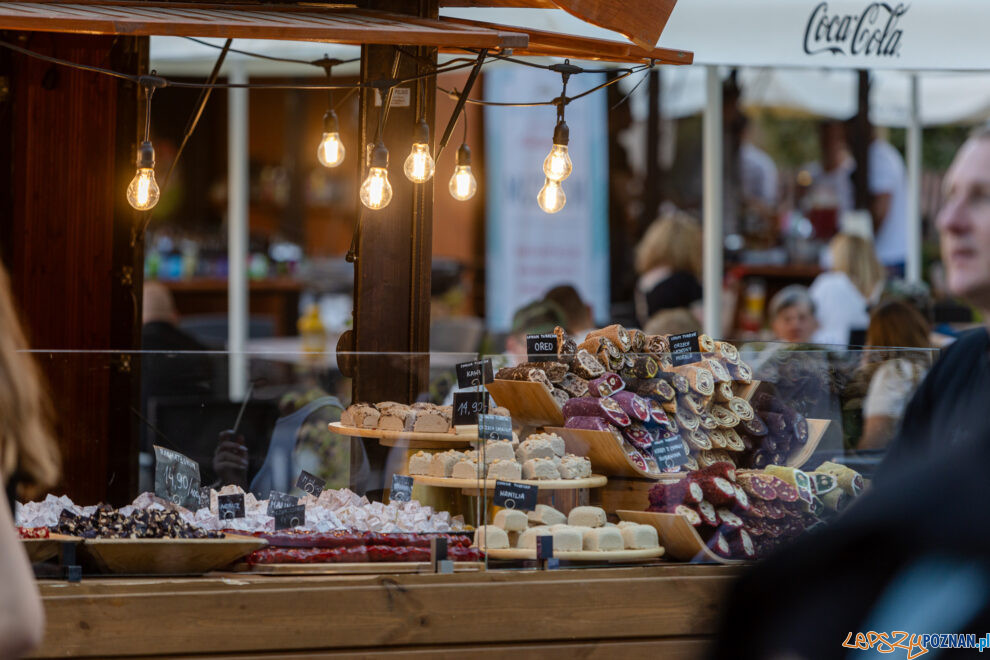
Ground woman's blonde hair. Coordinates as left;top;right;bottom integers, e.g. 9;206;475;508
635;211;702;278
0;262;59;499
830;234;885;298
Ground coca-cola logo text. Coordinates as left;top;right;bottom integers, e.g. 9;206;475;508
803;2;908;58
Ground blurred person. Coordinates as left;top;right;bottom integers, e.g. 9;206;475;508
643;307;702;336
542;284;594;340
503;299;567;361
708;128;990;660
633;211;703;327
737;116;779;236
799;121;855;239
861;127;909;274
768;285;818;344
0;261;60;658
809;234;885;345
881;126;990;476
858;301;932;451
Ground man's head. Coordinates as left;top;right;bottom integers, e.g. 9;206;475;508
543;284;593;336
820;121;848;173
768;285;818;343
143;281;178;325
936;129;990;310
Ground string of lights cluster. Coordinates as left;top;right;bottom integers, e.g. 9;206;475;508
0;38;650;215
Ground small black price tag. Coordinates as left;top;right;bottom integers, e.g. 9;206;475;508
477;414;512;442
153;445;202;509
266;490;299;516
273;504;306;530
669;331;702;367
650;435;690;469
536;535;554;560
453;391;490;426
295;470;326;497
526;333;559;362
198;487;212;510
389;474;414;503
217;493;245;520
455;359;494;389
492;480;539;511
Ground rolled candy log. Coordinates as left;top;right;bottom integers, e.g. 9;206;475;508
621;355;659;380
760;411;789;435
577;335;608;356
815;461;865;496
645;399;670;426
739;415;768;437
611;391;651;423
562;396;632;427
737;472;777;500
685;428;712;451
714;381;735;403
763;499;788;519
731;484;752;512
761;435;778;452
678;392;706;416
673;365;715;396
559;373;590;398
628;328;647;353
699;461;736;482
657;352;674;370
652;503;703;527
645;334;671;355
723;428;746;452
696;450;718;468
557;338;578;367
648;479;703;508
716;508;744;529
683;455;700;471
699;412;719;431
727;397;755;422
622;423;655;452
571;349;606;379
708;428;728;449
514;361;568;383
707;531;731;556
588;372;625;398
550;387;570;408
495;366;554;393
711;405;740;428
632;378;676;403
727;528;756;559
585;324;632;353
657;370;690;395
728;360;753;384
752;392;786;414
750;449;772;469
675;407;700;431
821;487;849;512
696;500;719;526
713;450;736;466
698;333;717;353
704;358;732;383
788;411;809;444
714;341;740;364
661;398;678;415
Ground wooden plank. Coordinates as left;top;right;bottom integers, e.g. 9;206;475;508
485;379;564;427
95;637;713;659
33;567;739;657
592;475;655;516
549;426;657;478
552;0;678;51
0;3;528;49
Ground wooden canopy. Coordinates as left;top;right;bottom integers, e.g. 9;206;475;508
0;2;529;49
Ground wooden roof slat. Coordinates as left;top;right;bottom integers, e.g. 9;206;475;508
0;2;530;49
440;16;692;65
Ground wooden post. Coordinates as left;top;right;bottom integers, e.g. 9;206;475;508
851;70;871;211
0;33;145;504
345;0;438;494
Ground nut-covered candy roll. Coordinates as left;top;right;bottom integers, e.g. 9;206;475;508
678;392;706;416
723;428;746;452
714;341;740;364
696;500;719;526
559;372;590;398
708;428;728;449
562;396;632;427
698;334;717;353
657;370;690;395
715;381;735;403
686;428;712;451
571;349;606;379
699;412;719;431
550;387;570;408
674;365;715;396
704;358;732;383
675;407;700;431
588;372;625;398
585;324;632;353
633;378;676;403
711;405;740;428
611;391;651;423
740;415;769;437
645;334;671;355
728;360;753;384
628;329;647;353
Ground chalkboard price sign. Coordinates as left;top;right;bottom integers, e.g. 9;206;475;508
453;391;490;426
266;491;299;516
650;435;690;469
153;445;201;509
273;504;306;530
477;414;512;442
455;359;494;389
526;333;558;362
492;480;538;511
295;470;326;497
669;331;702;367
217;493;245;520
389;474;414;503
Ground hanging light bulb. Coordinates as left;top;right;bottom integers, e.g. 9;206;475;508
543;119;572;182
360;141;393;210
537;178;566;214
316;109;345;168
403;119;435;183
449;144;477;201
126;141;160;211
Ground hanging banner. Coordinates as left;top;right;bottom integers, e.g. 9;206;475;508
484;66;609;332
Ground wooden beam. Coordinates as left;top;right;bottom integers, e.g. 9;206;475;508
552;0;678;51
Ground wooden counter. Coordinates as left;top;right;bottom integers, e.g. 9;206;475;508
33;565;742;658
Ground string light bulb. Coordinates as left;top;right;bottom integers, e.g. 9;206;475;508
316;109;345;168
359;141;393;210
449;144;477;201
537;178;566;214
403;119;435;183
127;140;160;211
543;119;572;182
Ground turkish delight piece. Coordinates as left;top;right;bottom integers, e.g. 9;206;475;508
407;451;433;476
486;459;522;481
567;505;607;528
522;458;561;480
473;525;509;549
527;504;566;527
493;508;529;532
620;523;660;549
450;458;482;480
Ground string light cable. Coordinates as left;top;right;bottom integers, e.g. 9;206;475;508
449;107;477;201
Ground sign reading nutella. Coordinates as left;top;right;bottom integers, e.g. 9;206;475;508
803;2;907;58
